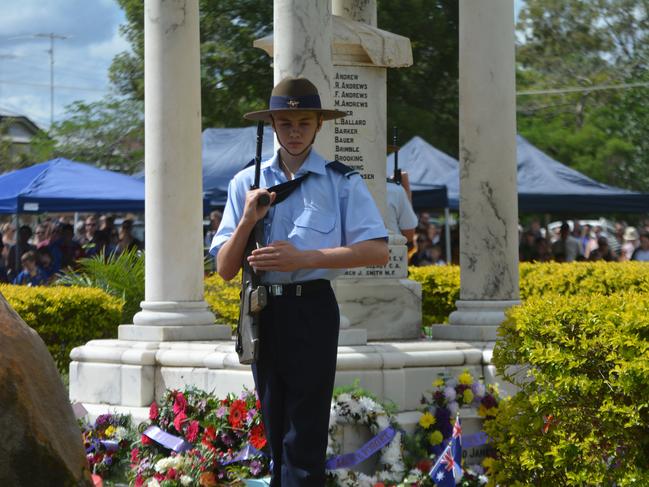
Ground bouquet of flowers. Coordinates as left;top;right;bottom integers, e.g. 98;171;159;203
129;387;270;487
80;413;135;480
402;371;500;486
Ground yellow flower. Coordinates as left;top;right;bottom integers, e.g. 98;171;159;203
458;371;473;386
432;378;445;388
428;430;443;446
463;389;474;404
104;425;116;437
482;456;494;473
418;412;436;429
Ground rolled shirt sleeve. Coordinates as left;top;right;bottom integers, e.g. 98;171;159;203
340;174;388;246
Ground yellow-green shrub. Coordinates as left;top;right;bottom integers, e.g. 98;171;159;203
487;292;649;486
204;272;240;332
0;284;123;371
410;262;649;324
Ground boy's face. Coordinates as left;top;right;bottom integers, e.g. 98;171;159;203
272;111;321;155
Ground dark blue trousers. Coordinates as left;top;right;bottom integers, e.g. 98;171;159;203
252;280;340;487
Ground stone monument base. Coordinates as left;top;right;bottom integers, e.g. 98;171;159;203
336;278;422;340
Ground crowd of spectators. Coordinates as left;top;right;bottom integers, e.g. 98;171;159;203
518;219;649;263
0;214;143;286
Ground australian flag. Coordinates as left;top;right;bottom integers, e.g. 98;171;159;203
429;416;463;486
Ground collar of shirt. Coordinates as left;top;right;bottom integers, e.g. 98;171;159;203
266;148;328;181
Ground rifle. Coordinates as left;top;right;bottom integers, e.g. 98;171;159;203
237;122;270;364
392;125;402;184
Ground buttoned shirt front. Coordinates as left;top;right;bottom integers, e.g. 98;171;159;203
210;148;387;284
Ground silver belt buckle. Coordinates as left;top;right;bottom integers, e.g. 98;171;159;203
271;284;283;296
296;284;302;297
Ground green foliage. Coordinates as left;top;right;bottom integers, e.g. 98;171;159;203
0;284;122;371
111;0;273;129
410;262;649;324
30;97;145;174
56;248;145;324
204;271;241;332
488;292;649;485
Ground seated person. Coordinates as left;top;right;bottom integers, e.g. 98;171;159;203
13;251;48;286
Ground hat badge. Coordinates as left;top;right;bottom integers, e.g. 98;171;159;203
287;98;300;108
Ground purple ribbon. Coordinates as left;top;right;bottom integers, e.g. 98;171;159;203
222;444;266;466
143;426;193;453
325;427;396;470
461;432;490;449
100;440;120;452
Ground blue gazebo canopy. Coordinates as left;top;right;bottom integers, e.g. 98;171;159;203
0;158;145;214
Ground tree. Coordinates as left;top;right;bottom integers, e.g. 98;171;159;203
109;0;460;156
516;0;649;191
110;0;273;129
29;97;144;174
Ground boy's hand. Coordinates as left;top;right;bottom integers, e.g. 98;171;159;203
241;189;275;227
248;240;305;272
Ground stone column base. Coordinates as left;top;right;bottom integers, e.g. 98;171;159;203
118;324;231;341
431;299;520;341
336;278;422;340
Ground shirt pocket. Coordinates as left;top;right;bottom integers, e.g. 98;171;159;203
289;208;337;249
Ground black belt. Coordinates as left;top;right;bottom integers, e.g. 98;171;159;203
265;279;330;297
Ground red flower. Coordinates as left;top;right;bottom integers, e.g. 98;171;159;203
173;411;188;432
229;399;248;429
186;420;200;443
130;447;140;466
149;401;159;421
173;392;188;415
166;467;178;480
416;458;433;473
374;483;385;487
256;399;262;410
134;475;144;487
249;423;267;450
141;434;152;445
202;425;217;447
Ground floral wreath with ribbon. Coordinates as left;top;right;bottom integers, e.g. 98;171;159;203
326;390;405;487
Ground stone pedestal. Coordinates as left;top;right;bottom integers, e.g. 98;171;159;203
119;0;228;342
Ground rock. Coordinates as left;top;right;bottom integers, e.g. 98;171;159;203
0;293;92;486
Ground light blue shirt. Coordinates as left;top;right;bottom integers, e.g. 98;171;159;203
210;148;387;283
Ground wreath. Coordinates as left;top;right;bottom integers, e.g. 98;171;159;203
326;392;405;487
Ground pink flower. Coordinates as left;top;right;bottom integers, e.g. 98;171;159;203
173;411;187;432
149;401;159;421
141;434;152;445
130;447;140;466
186;420;200;443
173;392;187;415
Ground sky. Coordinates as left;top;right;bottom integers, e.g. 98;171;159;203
0;0;525;131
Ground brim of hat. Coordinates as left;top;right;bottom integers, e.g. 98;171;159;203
243;108;348;122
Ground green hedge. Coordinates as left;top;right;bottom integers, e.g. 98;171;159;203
0;285;123;371
409;262;649;324
204;271;241;332
487;292;649;485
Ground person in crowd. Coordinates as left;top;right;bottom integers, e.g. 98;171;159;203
79;215;108;257
631;232;649;262
589;236;618;262
578;224;594;258
210;77;388;486
99;214;119;248
551;222;582;262
1;222;16;248
74;220;86;242
620;226;639;261
204;210;223;273
426;222;441;246
529;219;543;239
411;235;434;266
416;211;431;234
36;247;57;283
531;236;553;262
12;250;48;286
428;244;446;265
33;223;51;249
49;223;83;272
6;225;36;280
386;174;418;249
519;230;536;262
116;218;143;254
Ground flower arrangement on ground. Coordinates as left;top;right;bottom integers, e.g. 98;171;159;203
80;412;135;481
326;387;405;487
403;371;500;486
129;387;270;486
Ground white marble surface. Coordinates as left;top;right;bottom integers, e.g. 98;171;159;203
133;0;215;329
118;323;231;341
457;0;519;303
336;278;421;339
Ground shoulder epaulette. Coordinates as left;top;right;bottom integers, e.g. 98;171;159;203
326;160;359;178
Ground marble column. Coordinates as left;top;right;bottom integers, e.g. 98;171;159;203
119;0;228;341
435;0;519;341
273;0;334;160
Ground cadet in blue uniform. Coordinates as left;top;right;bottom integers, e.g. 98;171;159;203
210;77;388;486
